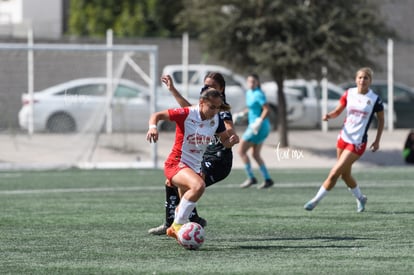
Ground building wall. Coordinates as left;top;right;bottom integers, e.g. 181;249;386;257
0;1;412;130
375;0;414;87
0;0;62;39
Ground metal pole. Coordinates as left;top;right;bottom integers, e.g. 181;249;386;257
27;28;34;135
387;39;394;131
321;66;328;132
150;48;159;168
106;29;113;134
182;32;189;97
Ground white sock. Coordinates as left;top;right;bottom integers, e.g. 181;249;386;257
174;197;196;225
311;186;329;203
349;186;363;200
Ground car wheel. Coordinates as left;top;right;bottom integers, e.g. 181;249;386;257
159;121;176;132
47;113;76;133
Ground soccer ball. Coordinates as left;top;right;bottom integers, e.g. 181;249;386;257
177;222;205;250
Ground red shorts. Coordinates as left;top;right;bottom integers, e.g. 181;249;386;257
164;158;202;183
337;136;367;156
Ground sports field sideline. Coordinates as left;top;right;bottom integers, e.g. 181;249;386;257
0;167;413;274
0;129;409;169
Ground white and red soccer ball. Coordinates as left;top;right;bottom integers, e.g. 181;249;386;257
177;222;205;250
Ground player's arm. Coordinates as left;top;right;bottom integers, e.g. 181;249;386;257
324;91;347;121
323;103;346;121
223;118;239;143
161;74;191;107
259;103;270;120
146;110;170;143
370;110;384;152
217;130;239;148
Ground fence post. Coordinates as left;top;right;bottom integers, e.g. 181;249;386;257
27;28;34;135
387;38;394;132
106;29;113;134
321;66;328;133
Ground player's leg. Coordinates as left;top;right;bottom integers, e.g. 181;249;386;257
251;143;274;189
148;179;179;235
167;168;206;239
341;149;367;212
188;150;233;226
305;148;358;210
238;139;257;188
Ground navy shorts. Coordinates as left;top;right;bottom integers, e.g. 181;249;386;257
201;149;233;187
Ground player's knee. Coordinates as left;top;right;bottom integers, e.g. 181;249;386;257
191;180;206;195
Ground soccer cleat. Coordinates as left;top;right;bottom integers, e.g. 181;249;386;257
240;177;258;188
148;224;169;235
304;200;317;211
166;222;183;240
357;195;367;212
190;216;207;228
258;179;274;189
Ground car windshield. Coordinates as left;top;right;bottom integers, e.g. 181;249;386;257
288;85;308;98
55;84;106;96
114;85;140;98
370;84;414;103
314;86;342;100
172;71;200;85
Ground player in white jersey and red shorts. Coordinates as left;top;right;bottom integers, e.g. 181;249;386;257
146;87;239;240
304;67;384;212
148;72;239;235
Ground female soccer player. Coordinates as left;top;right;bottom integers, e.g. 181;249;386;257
238;73;274;189
147;72;239;235
304;67;384;212
146;88;239;239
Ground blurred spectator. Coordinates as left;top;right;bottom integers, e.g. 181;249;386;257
403;130;414;164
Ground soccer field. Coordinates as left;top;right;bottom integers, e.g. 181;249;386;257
0;168;413;274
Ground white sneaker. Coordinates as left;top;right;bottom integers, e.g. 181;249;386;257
304;201;317;211
148;224;168;235
357;195;367;212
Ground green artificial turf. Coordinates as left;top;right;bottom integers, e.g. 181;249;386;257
0;168;413;274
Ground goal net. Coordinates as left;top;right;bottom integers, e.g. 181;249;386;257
0;40;164;170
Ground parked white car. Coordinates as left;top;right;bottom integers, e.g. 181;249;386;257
161;64;247;113
18;78;176;133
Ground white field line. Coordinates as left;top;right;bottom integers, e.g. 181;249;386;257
0;181;412;195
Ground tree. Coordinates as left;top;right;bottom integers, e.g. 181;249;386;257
176;0;395;147
67;0;184;37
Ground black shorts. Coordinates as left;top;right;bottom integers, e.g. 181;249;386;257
201;149;233;187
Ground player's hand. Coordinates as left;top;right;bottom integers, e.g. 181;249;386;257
146;128;159;143
228;134;240;146
161;75;175;92
251;117;263;135
370;141;380;152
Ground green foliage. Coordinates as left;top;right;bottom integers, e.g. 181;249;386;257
67;0;184;37
176;0;395;80
175;0;396;147
0;168;413;274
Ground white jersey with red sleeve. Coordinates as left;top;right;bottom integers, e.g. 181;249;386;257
166;105;225;173
339;87;384;144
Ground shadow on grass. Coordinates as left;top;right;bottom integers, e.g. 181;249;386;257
206;235;375;250
370;211;414;215
214;236;375;242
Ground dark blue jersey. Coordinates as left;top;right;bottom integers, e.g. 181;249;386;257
204;111;233;156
